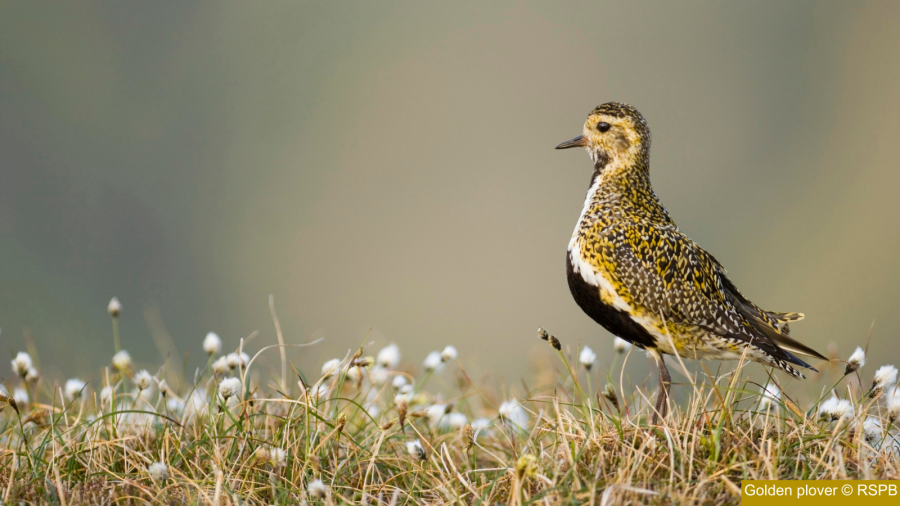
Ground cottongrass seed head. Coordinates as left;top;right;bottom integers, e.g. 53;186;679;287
112;350;132;372
862;417;883;446
100;386;114;405
271;447;287;468
759;383;781;410
443;412;468;430
426;404;450;427
441;345;458;362
613;337;632;354
134;370;153;391
13;387;28;407
203;332;222;355
392;375;408;389
406;440;426;461
157;378;169;397
226;352;250;370
107;297;121;317
579;346;596;370
499;399;529;428
376;343;401;369
218;377;242;400
887;391;900;423
423;351;443;372
65;379;86;401
212;356;230;375
819;395;853;421
11;351;32;378
148;462;169;482
25;367;39;383
321;358;341;378
872;365;899;396
307;479;329;499
347;365;362;383
846;346;866;375
370;366;390;386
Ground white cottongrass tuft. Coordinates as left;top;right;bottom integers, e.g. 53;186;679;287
346;365;362;383
819;395;852;421
888;392;900;423
579;346;597;370
203;332;222;355
25;367;40;383
392;375;408;389
180;390;210;422
873;365;898;393
370;366;390;386
65;379;86;400
846;346;865;374
862;417;883;445
406;440;426;461
613;337;632;354
134;370;153;391
13;387;28;406
166;397;185;416
148;461;169;482
11;352;32;378
818;396;838;417
394;392;412;409
426;404;449;426
759;383;780;410
307;384;329;402
321;358;341;378
107;297;121;317
307;479;329;499
499;399;529;428
100;386;114;405
212;356;230;375
112;350;132;372
442;412;468;430
441;345;458;362
218;377;242;400
471;418;492;432
226;352;250;370
376;343;401;369
271;447;287;467
157;378;169;397
423;351;443;372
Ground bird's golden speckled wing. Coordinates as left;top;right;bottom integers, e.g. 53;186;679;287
597;220;815;363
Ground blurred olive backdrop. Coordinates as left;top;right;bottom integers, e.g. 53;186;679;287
2;2;899;384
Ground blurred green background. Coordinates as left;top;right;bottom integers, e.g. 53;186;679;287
2;2;899;385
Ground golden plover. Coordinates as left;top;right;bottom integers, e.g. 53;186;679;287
556;102;826;423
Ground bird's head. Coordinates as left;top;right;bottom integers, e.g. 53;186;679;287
556;102;650;171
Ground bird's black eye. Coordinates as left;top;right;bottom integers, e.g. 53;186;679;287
597;122;611;133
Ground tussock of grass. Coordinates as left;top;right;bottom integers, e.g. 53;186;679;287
1;311;898;505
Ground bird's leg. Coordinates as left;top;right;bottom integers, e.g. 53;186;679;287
651;351;671;425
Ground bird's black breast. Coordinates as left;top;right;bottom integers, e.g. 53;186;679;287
566;252;657;350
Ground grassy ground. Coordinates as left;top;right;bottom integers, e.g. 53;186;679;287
1;311;898;505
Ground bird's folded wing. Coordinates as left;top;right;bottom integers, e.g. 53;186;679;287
602;223;819;367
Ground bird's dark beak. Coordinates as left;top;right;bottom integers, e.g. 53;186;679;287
555;135;585;150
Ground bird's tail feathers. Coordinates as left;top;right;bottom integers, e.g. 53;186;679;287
767;311;805;323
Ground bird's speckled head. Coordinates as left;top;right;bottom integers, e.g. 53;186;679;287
556;102;651;172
